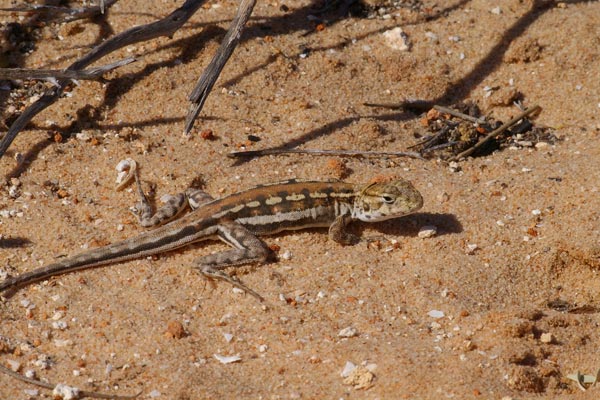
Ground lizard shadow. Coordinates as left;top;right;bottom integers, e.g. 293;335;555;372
366;212;462;238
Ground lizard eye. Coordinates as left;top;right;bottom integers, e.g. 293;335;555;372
382;195;394;204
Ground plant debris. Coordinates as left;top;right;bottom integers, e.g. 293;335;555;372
411;103;558;160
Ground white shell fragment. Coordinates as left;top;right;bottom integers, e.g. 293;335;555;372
418;225;438;239
114;158;137;191
52;383;80;400
383;27;410;51
214;353;242;364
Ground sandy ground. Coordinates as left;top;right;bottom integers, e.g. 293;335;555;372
1;0;600;398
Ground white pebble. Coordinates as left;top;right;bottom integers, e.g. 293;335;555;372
338;326;359;338
6;359;21;372
540;332;555;343
382;27;410;51
281;250;293;260
418;225;437;239
52;384;80;400
149;390;161;398
75;132;91;141
425;31;439;42
465;243;478;255
25;369;36;379
24;388;39;396
531;209;542;216
490;6;502;14
52;320;68;330
340;361;357;378
428;310;445;319
214;354;241;364
223;333;234;343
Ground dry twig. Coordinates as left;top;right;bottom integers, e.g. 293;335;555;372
0;0;258;159
0;0;118;22
0;58;135;81
228;148;424;159
449;105;541;161
185;0;257;134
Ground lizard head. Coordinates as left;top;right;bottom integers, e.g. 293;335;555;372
353;179;423;222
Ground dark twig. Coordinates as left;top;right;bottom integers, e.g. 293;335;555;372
0;0;208;159
228;148;424;159
185;0;257;134
449;105;541;161
433;105;486;124
0;58;136;81
0;363;141;399
0;0;119;22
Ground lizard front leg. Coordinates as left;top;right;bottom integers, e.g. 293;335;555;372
328;215;360;245
130;170;214;228
195;221;272;301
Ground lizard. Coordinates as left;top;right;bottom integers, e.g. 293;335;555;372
0;174;423;301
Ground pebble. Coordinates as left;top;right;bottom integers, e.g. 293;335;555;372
340;361;356;378
24;389;39;396
425;31;439;43
382;27;410;51
214;353;242;364
465;244;478;255
281;250;293;260
338;326;359;338
52;384;80;400
490;6;502;14
7;359;21;372
531;209;542;216
418;225;437;239
223;333;233;343
540;332;555;343
428;310;445;319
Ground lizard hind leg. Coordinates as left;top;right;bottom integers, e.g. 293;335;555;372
194;221;272;301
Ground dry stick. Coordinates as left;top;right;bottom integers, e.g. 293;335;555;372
0;363;141;399
228;148;424;159
0;58;135;81
0;0;208;159
433;105;486;124
449;105;541;161
185;0;257;134
0;0;119;22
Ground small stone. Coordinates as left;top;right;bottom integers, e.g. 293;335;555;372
465;244;478;255
540;332;555;344
340;361;356;378
214;353;242;364
382;27;410;51
418;225;437;239
338;326;359;338
343;365;375;389
6;359;21;372
428;310;445;319
490;6;502;14
281;250;293;260
75;132;91;141
223;333;234;343
448;161;460;172
52;383;80;400
165;320;186;339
